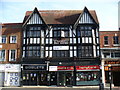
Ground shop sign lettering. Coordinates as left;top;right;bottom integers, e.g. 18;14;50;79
57;66;74;71
105;61;120;64
23;65;46;71
76;65;100;71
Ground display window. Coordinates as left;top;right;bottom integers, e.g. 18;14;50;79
76;71;99;85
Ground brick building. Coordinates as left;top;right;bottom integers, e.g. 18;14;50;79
0;23;22;86
100;31;120;86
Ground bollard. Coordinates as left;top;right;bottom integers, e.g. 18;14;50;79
99;83;104;90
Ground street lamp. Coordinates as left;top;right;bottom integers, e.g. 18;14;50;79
108;64;112;90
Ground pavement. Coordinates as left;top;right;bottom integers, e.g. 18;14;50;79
0;86;120;90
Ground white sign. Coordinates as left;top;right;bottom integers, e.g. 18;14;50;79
53;46;69;50
0;64;5;72
49;66;57;71
5;64;21;72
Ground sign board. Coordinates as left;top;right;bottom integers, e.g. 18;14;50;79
49;66;57;71
23;65;46;71
5;64;21;72
53;46;69;50
57;66;74;71
76;65;100;71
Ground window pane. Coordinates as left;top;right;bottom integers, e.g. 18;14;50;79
104;36;108;45
0;50;5;61
10;36;16;43
113;36;119;44
2;36;6;43
10;50;16;61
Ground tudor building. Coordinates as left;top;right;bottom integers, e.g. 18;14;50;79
21;7;101;86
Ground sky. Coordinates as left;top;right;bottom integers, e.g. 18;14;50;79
0;0;119;31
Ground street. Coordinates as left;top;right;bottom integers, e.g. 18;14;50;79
1;87;120;90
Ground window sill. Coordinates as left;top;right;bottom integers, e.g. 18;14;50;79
103;45;110;46
113;44;120;46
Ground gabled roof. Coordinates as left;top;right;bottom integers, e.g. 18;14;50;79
23;7;99;25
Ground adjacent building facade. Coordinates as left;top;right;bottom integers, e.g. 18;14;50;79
0;23;22;86
100;31;120;86
0;7;101;86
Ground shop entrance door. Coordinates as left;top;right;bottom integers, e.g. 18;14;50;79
66;72;72;86
58;72;73;86
58;72;65;86
38;72;47;86
50;72;57;86
113;72;120;86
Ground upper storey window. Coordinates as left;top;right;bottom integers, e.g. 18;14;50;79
77;26;92;37
10;36;17;43
0;35;7;43
113;36;119;44
53;27;69;38
27;26;41;37
104;36;108;45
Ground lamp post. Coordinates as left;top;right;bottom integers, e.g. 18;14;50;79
108;64;112;90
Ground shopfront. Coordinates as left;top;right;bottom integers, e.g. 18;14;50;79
76;65;100;85
49;66;74;86
104;60;120;86
22;64;48;86
4;64;21;87
0;64;5;87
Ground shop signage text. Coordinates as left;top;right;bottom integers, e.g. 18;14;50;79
23;65;46;71
105;61;120;64
57;66;74;71
76;65;100;71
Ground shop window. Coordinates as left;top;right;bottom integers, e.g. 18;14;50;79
0;50;5;61
76;72;99;85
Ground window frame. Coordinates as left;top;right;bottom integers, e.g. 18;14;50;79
113;36;119;44
10;35;17;43
104;36;109;45
0;50;5;61
9;49;16;61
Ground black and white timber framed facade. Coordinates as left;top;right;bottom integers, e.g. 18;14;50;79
21;7;101;86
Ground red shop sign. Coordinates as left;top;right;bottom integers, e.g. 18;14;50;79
57;66;74;71
76;65;100;71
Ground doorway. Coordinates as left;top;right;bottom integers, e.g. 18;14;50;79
113;72;120;86
50;72;57;86
58;71;73;86
38;72;47;86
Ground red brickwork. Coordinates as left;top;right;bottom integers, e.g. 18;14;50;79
0;23;22;64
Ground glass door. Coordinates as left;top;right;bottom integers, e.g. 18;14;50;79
50;72;57;86
38;72;47;85
58;72;65;86
66;72;73;86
